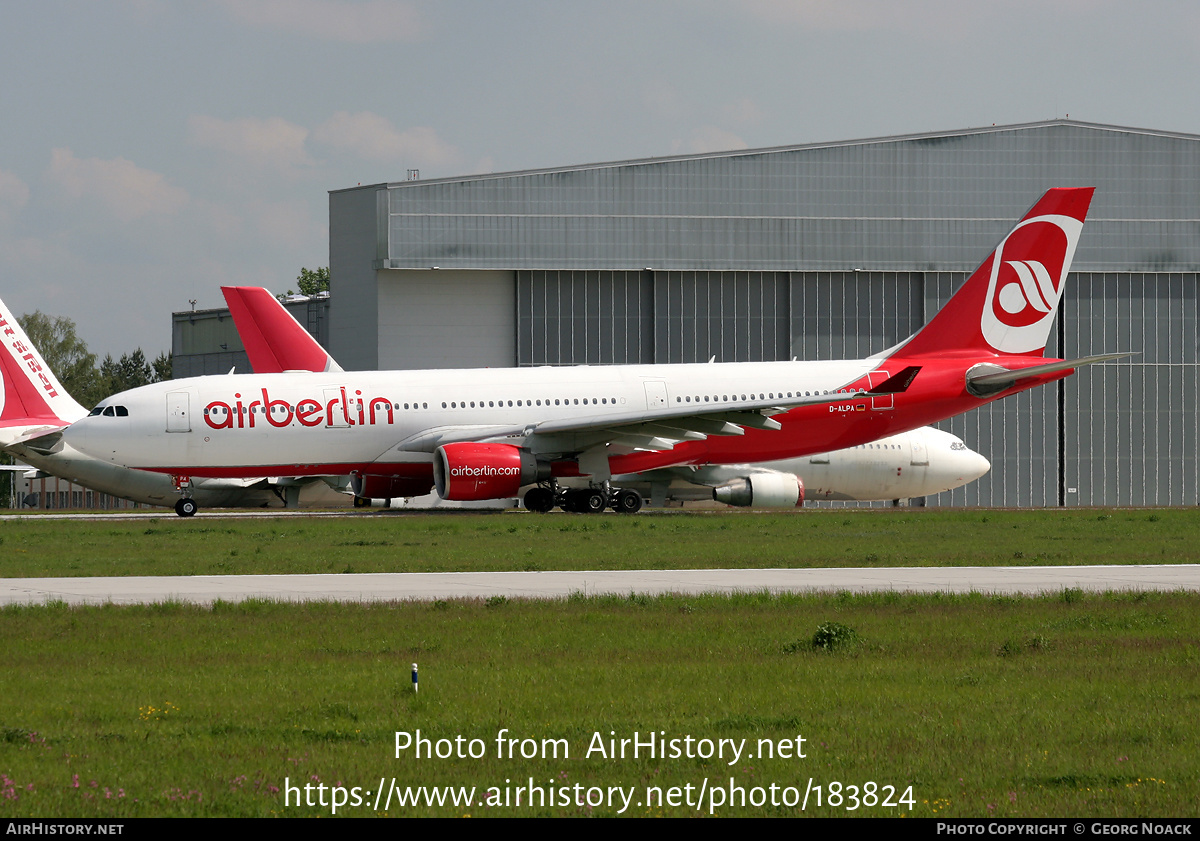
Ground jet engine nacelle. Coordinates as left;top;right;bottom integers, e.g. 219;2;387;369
433;442;547;501
712;473;804;508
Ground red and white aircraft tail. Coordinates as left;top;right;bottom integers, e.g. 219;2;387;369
886;187;1125;395
896;187;1093;359
221;286;342;374
0;297;88;443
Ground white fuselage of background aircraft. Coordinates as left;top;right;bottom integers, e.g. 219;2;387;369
621;426;988;505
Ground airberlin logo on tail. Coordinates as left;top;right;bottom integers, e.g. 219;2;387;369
981;215;1083;354
998;260;1056;320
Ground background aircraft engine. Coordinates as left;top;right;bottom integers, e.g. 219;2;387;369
712;473;804;508
349;473;432;500
434;443;546;501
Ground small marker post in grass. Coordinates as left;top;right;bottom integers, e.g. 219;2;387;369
412;663;418;694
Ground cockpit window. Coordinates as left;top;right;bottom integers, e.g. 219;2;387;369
90;405;128;417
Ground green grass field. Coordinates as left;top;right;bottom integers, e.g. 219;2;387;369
2;507;1197;578
1;510;1197;818
1;591;1197;818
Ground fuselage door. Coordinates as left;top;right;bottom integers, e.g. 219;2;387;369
910;436;929;466
644;380;668;410
166;392;191;433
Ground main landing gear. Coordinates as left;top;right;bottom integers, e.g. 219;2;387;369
172;475;197;517
523;483;643;514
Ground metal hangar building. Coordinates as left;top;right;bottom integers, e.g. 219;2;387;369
324;119;1200;508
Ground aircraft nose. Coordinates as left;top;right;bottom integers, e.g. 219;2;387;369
961;449;991;482
925;444;990;491
62;418;103;462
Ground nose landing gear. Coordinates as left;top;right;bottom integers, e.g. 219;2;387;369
172;476;197;517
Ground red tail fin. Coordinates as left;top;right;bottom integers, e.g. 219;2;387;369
221;287;342;374
0;299;87;429
897;187;1094;359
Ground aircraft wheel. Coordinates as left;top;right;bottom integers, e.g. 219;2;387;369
524;487;555;513
353;496;371;508
614;489;643;514
560;490;579;512
581;490;607;513
174;498;197;518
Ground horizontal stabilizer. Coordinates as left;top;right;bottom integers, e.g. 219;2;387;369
0;425;68;452
966;353;1131;396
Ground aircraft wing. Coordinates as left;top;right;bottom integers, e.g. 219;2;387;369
394;366;921;455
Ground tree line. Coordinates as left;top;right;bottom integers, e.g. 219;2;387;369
17;311;172;410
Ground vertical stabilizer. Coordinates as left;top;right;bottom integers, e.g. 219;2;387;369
0;297;88;428
896;187;1094;359
221;287;343;374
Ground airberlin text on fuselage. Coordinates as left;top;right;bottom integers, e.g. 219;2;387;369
203;387;394;430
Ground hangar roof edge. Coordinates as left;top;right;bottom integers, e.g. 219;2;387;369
329;119;1200;195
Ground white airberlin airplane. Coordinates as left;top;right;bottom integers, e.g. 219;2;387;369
19;188;1118;517
0;295;983;513
221;287;991;509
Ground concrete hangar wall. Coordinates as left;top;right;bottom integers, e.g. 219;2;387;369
328;119;1200;508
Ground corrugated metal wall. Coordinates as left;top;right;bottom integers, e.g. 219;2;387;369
333;121;1200;506
1060;272;1200;506
380;123;1200;273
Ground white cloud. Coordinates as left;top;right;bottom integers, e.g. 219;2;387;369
220;0;424;43
46;149;188;222
0;169;30;224
313;111;459;167
187;115;315;171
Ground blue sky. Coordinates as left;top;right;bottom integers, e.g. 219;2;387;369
1;0;1197;357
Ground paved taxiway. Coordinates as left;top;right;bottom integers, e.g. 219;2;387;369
1;565;1197;606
